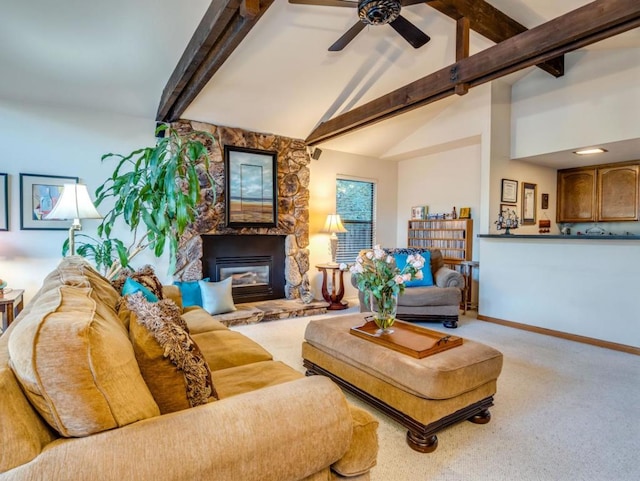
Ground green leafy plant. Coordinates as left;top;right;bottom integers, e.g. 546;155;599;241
67;124;215;279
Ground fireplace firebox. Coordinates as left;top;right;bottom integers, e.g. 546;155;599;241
201;235;286;303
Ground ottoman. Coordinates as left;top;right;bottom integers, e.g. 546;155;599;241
302;314;503;453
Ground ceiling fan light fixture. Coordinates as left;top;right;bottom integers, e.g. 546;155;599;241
358;0;401;26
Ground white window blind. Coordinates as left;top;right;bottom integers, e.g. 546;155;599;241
335;178;376;264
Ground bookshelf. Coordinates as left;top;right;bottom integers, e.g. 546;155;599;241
407;219;473;264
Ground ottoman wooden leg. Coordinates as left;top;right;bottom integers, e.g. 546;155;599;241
406;431;438;453
468;408;491;424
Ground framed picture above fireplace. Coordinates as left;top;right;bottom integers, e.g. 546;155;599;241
224;145;278;228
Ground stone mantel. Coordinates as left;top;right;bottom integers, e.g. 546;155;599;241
173;120;311;300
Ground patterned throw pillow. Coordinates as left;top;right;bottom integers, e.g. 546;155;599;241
122;278;159;302
126;293;217;414
112;265;164;300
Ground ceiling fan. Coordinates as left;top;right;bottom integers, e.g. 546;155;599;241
289;0;431;51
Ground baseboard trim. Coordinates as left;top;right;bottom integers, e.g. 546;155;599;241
476;314;640;356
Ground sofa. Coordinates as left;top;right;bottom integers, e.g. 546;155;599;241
0;256;378;481
352;248;464;328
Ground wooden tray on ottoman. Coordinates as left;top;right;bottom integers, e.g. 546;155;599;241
350;319;462;358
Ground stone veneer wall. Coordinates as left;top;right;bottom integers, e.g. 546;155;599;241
172;120;311;300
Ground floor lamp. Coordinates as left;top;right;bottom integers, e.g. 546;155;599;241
321;214;347;265
46;184;102;255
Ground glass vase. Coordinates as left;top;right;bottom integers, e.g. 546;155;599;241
369;291;398;335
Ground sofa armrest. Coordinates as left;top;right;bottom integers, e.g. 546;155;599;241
433;267;464;289
5;376;354;481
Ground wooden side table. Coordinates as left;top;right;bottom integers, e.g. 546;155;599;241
460;261;479;314
316;264;348;310
1;289;25;331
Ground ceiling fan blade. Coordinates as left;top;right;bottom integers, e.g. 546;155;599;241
288;0;357;7
389;15;430;49
329;21;366;51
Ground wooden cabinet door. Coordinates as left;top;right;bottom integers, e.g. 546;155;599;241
557;169;596;222
597;164;639;221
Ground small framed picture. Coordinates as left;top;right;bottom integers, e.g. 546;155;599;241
521;182;537;225
541;193;549;210
501;179;518;203
20;173;78;230
411;205;427;220
459;207;471;219
500;204;517;217
0;173;8;231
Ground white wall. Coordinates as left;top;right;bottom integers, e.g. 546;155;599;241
511;47;640;158
396;142;482;257
0;99;166;304
308;148;398;300
480;238;640;347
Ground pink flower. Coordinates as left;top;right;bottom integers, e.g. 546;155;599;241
394;275;405;285
350;263;364;274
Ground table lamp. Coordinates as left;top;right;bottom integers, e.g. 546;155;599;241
321;214;347;264
45;183;102;255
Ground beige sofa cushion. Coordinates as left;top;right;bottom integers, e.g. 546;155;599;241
127;293;218;414
8;285;159;437
181;306;229;333
193;330;273;371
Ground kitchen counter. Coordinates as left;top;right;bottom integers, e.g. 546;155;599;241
478;234;640;240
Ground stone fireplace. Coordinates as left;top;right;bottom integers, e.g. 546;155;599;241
173;120;310;301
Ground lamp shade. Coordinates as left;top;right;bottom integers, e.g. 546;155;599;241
321;214;347;234
45;184;102;221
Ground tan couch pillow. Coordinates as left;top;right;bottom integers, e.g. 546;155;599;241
8;285;159;437
127;293;218;414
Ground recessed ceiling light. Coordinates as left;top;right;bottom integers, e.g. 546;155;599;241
573;148;608;155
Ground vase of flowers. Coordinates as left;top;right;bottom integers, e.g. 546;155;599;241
350;245;426;334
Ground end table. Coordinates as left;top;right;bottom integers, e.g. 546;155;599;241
316;264;348;310
1;289;24;331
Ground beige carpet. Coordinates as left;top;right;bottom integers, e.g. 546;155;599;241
232;306;640;481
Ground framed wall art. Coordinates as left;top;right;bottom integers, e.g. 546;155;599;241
501;179;518;203
459;207;471;219
411;205;428;220
521;182;537;225
224;146;278;228
0;173;8;231
20;173;78;230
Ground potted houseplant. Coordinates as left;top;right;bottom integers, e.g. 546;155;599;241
67;124;215;279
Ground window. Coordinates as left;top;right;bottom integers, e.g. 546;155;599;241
335;178;376;264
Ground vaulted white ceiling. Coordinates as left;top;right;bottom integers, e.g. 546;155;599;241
2;1;638;165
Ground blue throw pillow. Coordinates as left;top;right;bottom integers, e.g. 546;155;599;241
122;277;159;302
394;251;434;287
173;278;209;308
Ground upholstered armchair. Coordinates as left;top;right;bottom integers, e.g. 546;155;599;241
351;248;464;328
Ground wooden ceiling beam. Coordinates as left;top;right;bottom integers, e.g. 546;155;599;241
305;0;640;146
156;0;274;123
454;17;470;95
425;0;564;77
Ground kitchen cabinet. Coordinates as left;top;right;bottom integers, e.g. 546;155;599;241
557;161;639;223
597;164;639;221
557;169;596;222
